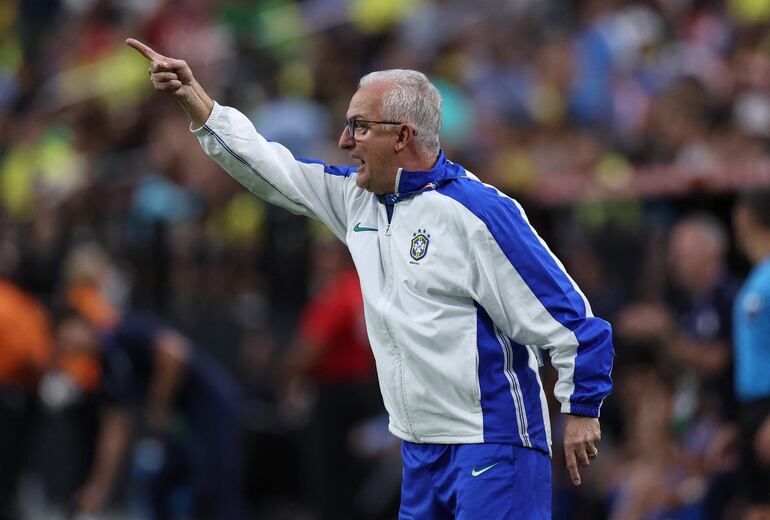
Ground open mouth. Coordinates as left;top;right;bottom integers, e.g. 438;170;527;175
351;155;366;170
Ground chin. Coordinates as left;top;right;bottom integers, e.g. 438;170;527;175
355;173;369;191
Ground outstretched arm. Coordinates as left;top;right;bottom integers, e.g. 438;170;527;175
126;38;214;128
125;37;353;240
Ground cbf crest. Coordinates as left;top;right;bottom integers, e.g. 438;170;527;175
410;228;430;261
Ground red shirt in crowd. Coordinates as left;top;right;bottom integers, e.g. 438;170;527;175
298;269;375;383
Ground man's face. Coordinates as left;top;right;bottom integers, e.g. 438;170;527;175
338;81;399;194
667;223;718;291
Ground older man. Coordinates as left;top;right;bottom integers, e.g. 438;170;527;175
127;38;614;518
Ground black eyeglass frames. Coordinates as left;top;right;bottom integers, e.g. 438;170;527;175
345;118;417;138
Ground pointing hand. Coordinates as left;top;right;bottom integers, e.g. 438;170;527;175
563;415;602;486
126;38;194;97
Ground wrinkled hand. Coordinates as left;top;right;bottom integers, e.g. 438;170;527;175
563;415;601;486
126;38;194;98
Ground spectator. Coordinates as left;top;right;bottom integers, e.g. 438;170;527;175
732;189;770;518
616;214;741;518
618;214;739;419
0;0;768;517
0;271;53;520
58;310;248;520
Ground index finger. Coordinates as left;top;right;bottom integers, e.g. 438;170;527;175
565;450;582;486
126;38;163;62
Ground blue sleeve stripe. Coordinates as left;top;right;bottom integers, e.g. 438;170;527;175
507;336;548;450
475;302;550;453
296;157;356;177
203;124;290;199
494;328;531;448
475;302;527;446
439;178;613;407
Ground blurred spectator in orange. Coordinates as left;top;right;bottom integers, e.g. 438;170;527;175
732;189;770;518
30;242;123;510
0;245;54;520
59;309;249;520
281;232;380;520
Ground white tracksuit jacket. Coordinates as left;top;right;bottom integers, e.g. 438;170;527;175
194;103;614;455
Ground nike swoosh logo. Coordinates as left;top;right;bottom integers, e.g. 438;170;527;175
353;222;378;232
471;463;500;477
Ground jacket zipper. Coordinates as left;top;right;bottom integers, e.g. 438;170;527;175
379;201;419;441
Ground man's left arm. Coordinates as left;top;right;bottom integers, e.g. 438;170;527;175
466;195;614;486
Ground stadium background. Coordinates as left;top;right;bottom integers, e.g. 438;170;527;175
0;0;769;518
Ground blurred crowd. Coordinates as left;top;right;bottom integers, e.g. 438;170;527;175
0;0;769;518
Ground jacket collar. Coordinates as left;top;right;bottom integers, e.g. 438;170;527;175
378;151;464;205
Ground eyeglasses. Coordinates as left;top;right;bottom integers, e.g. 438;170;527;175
345;118;417;139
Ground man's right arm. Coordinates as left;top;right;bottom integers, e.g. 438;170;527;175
180;80;214;129
126;38;352;241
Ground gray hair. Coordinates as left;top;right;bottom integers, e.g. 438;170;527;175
359;69;442;156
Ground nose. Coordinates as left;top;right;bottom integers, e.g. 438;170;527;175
339;126;354;150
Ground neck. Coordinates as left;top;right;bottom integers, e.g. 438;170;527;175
380;149;440;195
398;148;438;172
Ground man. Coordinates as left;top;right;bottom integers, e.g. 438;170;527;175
665;215;737;388
60;311;247;519
618;214;739;417
732;189;770;518
127;37;614;518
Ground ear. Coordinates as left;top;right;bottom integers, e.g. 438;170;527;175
394;124;411;152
